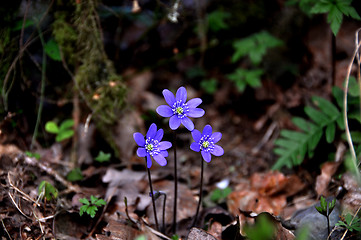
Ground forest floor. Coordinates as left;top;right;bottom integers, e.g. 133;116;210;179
1;8;361;240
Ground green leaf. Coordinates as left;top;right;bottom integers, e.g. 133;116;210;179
44;39;62;61
273;95;342;169
87;205;98;218
79;205;88;216
79;198;90;205
200;78;218;94
25;151;41;160
12;19;34;31
207;10;231;32
94;198;107;207
55;129;74;142
66;168;83;182
320;196;327;211
59;119;74;131
304;106;329;125
95;151;111;163
38;181;58;201
45;121;59;134
231;31;283;64
325;122;336;143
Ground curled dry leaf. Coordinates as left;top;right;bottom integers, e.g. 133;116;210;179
315;161;341;197
227;171;305;218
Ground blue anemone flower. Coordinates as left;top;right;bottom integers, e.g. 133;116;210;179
133;123;172;168
156;86;205;131
190;124;224;162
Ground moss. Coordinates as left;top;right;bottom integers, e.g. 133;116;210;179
52;0;127;155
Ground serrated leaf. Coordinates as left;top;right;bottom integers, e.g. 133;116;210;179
207;10;231;32
45;121;59;134
79;198;90;205
90;195;98;204
87;205;98;218
325;122;336;143
79;205;88;216
95;198;107;207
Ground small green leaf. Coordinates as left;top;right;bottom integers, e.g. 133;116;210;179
94;198;107;207
59;119;74;131
66;168;83;182
207;10;231;32
325;122;336;143
87;205;98;218
79;198;90;205
200;78;218;94
55;129;74;142
12;19;34;31
45;121;59;134
38;181;58;201
79;205;88;216
44;39;62;61
95;151;111;162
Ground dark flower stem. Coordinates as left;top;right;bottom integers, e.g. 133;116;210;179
192;158;204;227
172;131;178;234
161;192;166;233
145;158;159;231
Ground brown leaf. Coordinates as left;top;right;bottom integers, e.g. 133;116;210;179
315;161;341;196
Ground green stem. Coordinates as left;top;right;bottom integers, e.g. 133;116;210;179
172;131;178;234
146;158;159;231
192;158;204;227
31;21;46;150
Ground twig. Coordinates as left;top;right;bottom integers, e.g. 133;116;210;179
339;205;361;240
1;218;12;240
251;122;277;154
7;192;32;219
22;155;80;193
8;172;40;207
343;32;361;181
30;18;47;150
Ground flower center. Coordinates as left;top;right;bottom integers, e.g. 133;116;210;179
172;100;189;118
176;107;183;114
200;135;215;152
146;144;154;151
202;141;210;148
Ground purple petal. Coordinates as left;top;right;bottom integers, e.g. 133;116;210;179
146;123;157;139
181;117;194;131
137;148;147;157
160;150;168;157
176;87;187;103
154;129;164;141
202;125;212;136
190;142;200;152
156;105;173;117
187;108;205;118
159;141;172;150
153;154;167;166
169;115;181;130
211;145;224;156
146;154;152;168
211;132;222;143
187;98;202;108
201;151;212;162
162;89;176;106
191;129;202;142
133;132;145;146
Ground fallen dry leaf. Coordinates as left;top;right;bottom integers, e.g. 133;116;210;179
315;161;341;197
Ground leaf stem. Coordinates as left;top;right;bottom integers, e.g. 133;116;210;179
192;158;204;227
146;158;159;231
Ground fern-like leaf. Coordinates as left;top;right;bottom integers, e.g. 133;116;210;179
272;96;343;170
